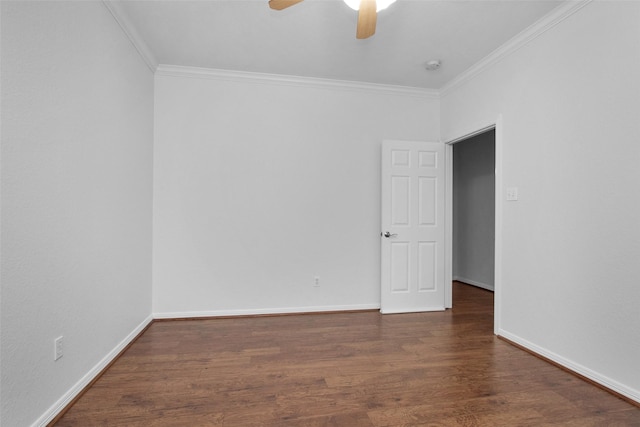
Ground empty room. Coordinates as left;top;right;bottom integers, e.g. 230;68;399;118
1;0;639;425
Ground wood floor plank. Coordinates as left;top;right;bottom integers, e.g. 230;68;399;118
53;283;640;426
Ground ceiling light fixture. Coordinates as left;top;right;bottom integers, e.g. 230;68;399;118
270;0;390;39
343;0;397;12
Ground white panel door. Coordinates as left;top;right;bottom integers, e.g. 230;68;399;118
381;140;445;313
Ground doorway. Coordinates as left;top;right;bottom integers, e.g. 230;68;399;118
445;118;502;333
452;129;496;293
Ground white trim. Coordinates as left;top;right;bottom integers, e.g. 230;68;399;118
440;0;592;97
102;0;158;72
493;115;504;335
381;307;445;315
153;303;381;319
493;114;504;334
444;143;453;308
445;124;496;146
499;329;640;404
453;276;494;292
32;315;154;427
155;64;439;98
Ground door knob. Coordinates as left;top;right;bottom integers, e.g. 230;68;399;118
382;231;398;238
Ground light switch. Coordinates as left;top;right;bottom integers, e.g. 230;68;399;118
506;187;519;201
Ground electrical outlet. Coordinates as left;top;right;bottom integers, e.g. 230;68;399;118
314;276;320;287
506;187;519;201
54;336;63;361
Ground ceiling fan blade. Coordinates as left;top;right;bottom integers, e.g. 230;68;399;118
356;0;377;39
269;0;304;10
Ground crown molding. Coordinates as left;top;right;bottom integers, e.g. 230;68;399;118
102;0;158;72
440;0;592;97
102;0;592;99
155;64;439;99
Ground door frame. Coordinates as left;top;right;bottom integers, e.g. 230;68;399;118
444;115;503;334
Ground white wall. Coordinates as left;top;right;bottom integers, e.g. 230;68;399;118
1;2;154;426
441;1;640;400
453;130;495;290
153;70;439;316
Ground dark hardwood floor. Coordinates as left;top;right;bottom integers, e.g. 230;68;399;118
53;282;640;426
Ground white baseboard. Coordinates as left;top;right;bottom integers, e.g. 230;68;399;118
381;307;445;314
153;303;381;319
498;329;640;404
32;315;154;427
453;276;494;291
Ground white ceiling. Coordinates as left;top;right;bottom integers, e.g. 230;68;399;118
116;0;563;89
